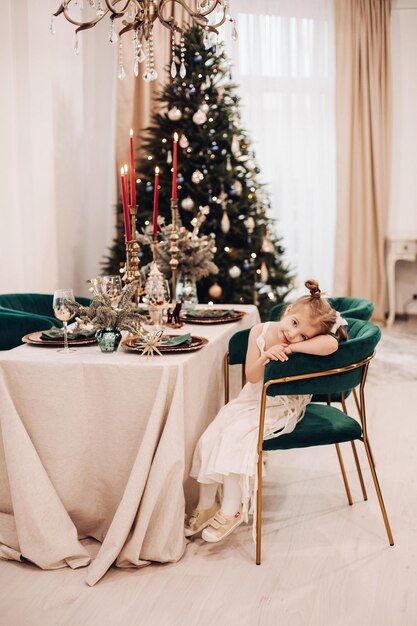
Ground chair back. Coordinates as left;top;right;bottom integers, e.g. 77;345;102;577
228;327;251;366
268;297;374;322
263;319;381;396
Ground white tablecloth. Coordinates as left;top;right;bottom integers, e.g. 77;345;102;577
0;305;259;585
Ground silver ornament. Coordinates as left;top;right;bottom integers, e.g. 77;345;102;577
168;106;182;121
179;134;189;148
192;109;207;125
229;265;241;279
181;197;194;211
192;169;204;184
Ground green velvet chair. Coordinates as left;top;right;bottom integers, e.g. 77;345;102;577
268;296;374;322
0;293;90;351
254;319;393;564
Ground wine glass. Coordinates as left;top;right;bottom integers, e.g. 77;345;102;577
101;275;123;307
52;289;76;354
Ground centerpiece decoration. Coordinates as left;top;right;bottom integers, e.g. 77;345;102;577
65;282;146;353
138;206;219;307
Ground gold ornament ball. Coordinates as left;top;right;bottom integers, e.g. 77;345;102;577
209;283;222;299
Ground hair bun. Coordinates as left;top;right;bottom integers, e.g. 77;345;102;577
305;279;321;299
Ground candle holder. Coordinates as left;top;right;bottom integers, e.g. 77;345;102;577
123;204;143;303
169;197;180;306
167;197;184;328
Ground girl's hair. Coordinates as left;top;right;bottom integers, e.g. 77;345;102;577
284;279;348;341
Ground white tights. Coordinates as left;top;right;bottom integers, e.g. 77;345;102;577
197;473;242;516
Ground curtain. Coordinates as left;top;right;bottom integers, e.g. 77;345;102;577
333;0;391;321
0;0;117;297
224;0;337;296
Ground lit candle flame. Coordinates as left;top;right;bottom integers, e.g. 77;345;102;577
130;128;133;137
155;166;160;174
173;132;178;142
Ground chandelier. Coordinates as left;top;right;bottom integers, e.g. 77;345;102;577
52;1;236;81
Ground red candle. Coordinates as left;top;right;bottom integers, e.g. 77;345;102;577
129;128;136;206
171;131;178;199
120;165;131;240
153;166;160;236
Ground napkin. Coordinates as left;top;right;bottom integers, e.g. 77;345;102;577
160;333;192;347
41;327;96;341
185;309;235;319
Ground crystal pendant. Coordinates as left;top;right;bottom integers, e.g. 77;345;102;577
137;46;146;63
96;1;105;17
118;64;126;80
49;15;56;35
74;34;79;55
170;60;177;78
108;22;118;44
134;59;139;77
143;69;158;82
179;62;186;78
232;24;238;41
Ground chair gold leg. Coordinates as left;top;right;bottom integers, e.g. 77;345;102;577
350;441;367;500
363;440;394;546
340;395;367;499
256;451;263;565
353;388;361;414
224;353;229;404
335;443;353;505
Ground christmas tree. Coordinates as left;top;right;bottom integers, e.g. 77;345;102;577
104;26;292;319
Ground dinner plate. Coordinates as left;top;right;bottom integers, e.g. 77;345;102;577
180;309;246;324
22;331;97;347
121;334;208;354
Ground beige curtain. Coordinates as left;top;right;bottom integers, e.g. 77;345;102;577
333;0;391;322
116;7;190;183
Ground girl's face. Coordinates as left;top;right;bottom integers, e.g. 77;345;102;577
278;307;322;345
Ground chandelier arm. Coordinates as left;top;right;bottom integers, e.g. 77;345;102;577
104;0;132;17
53;2;109;29
160;0;226;32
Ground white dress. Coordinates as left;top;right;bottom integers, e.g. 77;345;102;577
190;322;311;529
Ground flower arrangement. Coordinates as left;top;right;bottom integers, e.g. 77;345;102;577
137;209;219;283
65;281;146;334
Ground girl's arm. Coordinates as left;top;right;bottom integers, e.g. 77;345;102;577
285;334;338;356
245;324;289;384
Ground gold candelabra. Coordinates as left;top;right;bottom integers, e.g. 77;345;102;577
169;197;180;306
123;205;143;303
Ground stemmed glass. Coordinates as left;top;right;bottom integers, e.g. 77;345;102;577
52;289;76;353
101;275;123;308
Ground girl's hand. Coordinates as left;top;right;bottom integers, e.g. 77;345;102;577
264;342;290;363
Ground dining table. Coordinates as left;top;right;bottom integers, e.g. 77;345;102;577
0;304;259;585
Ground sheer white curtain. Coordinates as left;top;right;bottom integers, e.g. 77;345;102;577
0;0;117;297
226;0;336;296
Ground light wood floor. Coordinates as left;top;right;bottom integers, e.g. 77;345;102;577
1;319;417;626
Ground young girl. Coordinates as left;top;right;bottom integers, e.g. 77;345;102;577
185;280;348;543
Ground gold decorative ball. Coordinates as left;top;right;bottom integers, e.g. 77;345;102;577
208;283;222;299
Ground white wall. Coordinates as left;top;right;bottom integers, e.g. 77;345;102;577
389;0;417;314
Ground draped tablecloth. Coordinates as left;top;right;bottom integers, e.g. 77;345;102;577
0;305;259;585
